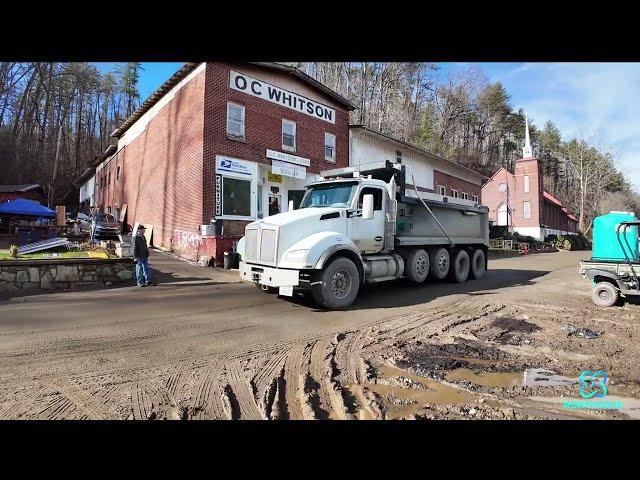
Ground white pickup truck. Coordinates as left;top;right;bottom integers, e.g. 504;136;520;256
237;161;489;309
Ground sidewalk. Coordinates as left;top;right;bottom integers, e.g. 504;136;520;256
149;250;242;285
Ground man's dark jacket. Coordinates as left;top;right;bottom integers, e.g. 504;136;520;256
133;233;149;259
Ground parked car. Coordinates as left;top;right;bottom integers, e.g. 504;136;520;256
91;212;121;241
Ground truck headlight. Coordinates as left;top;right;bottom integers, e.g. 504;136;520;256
284;249;309;263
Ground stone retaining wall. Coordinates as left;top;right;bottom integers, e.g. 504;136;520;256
0;258;135;295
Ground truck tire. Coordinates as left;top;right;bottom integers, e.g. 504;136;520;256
429;247;450;280
311;257;360;310
469;249;486;280
256;283;278;294
449;249;470;283
405;248;430;283
592;281;619;307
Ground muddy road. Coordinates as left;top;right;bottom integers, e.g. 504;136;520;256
1;250;639;420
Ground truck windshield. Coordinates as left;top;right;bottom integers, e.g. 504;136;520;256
300;182;358;208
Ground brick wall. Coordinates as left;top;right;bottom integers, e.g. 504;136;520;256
433;170;482;201
95;70;205;260
481;168;516;224
202;62;350;224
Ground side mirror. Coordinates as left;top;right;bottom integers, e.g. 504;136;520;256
288;200;294;211
362;194;374;220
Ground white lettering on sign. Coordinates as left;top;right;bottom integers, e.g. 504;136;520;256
266;149;310;167
215;174;222;215
230;71;336;124
216;156;252;175
272;159;306;180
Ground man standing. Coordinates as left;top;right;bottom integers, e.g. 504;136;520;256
133;224;154;287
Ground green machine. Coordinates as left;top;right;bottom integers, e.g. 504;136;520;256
579;211;640;307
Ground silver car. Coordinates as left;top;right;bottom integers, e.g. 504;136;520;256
91;213;121;240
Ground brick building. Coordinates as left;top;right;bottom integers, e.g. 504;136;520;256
481;117;578;240
93;62;354;265
349;125;485;203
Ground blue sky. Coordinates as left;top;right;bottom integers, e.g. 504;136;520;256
98;62;640;190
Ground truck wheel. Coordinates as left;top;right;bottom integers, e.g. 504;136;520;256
256;283;278;294
449;249;470;283
311;257;360;310
405;248;430;283
469;249;486;280
429;247;450;280
592;281;619;307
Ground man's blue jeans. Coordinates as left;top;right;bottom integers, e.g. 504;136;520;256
136;257;152;285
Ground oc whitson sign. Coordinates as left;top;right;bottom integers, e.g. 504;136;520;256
230;71;336;124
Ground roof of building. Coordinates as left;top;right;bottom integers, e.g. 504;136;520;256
543;191;564;207
111;62;356;139
350;125;487;181
0;184;43;194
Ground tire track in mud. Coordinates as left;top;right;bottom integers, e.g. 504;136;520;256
224;361;263;420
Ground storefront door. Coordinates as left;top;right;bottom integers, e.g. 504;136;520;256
268;194;281;216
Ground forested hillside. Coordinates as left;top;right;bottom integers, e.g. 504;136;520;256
0;62;142;206
292;62;639;234
1;62;638;234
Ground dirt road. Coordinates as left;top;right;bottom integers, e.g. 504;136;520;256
1;250;638;420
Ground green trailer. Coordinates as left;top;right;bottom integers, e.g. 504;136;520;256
579;212;640;307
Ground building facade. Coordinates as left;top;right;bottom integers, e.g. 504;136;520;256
481;117;578;240
93;62;353;264
349;125;484;203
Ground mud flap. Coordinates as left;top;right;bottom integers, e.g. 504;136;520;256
279;286;294;297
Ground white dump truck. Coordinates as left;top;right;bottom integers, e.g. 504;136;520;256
237;161;489;309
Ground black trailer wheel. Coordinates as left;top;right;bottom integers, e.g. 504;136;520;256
311;257;360;310
429;247;450;280
592;281;620;307
449;249;470;283
405;248;430;283
469;248;486;280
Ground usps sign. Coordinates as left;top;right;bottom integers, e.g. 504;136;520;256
230;71;335;124
216;156;252;176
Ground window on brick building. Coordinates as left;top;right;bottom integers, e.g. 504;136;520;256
438;185;446;196
524;175;530;193
282;119;296;152
523;201;532;219
222;177;251;217
472;195;479;203
462;192;469;200
108;172;111;186
227;102;245;139
451;189;459;198
117;166;120;181
324;133;336;162
396;150;402;163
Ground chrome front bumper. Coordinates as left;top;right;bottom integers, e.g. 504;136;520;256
239;261;300;296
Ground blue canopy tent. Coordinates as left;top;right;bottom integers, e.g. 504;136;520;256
0;198;55;218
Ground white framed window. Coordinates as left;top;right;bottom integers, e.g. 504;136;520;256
282;119;296;152
257;183;263;219
222;177;251;217
324;132;336;162
524;175;530;193
227;102;245;139
523;201;532;219
472;195;479;203
438;185;446;196
462;192;469;200
451;189;459;198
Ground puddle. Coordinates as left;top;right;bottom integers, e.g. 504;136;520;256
445;368;523;388
523;368;578;387
365;365;477;419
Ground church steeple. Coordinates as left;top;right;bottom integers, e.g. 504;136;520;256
522;114;533;158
